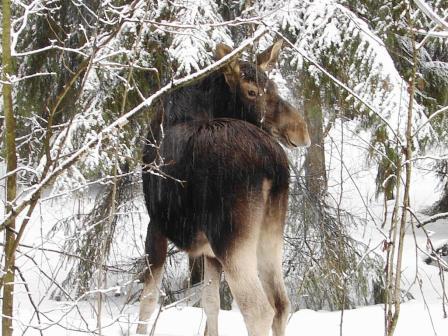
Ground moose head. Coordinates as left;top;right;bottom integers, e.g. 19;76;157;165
215;41;311;148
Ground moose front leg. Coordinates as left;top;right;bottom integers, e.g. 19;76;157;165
137;224;167;334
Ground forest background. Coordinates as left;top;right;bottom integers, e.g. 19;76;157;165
1;0;448;335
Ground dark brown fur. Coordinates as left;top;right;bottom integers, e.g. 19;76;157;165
144;119;289;255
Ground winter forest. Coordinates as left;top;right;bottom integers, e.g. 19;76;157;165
1;0;448;335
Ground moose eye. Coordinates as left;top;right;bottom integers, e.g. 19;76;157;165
248;90;257;98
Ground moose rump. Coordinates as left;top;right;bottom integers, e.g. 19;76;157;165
139;119;291;336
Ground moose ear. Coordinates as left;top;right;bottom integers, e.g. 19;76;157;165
256;40;283;71
215;43;240;89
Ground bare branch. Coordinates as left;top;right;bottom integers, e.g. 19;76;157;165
15;266;45;336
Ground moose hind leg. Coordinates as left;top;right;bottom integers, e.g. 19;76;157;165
216;197;275;336
257;198;291;336
136;224;167;334
257;239;290;336
202;256;222;336
222;244;274;336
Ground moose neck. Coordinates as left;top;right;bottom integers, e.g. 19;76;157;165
206;72;262;127
162;72;260;127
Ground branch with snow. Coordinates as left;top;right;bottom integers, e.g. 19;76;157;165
412;105;448;138
416;211;448;228
274;29;402;143
413;0;448;30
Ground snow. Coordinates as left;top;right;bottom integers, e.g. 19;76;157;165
11;297;448;335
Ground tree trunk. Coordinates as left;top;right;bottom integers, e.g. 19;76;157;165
2;0;18;335
302;74;352;310
303;76;327;196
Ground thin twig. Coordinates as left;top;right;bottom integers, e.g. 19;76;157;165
15;266;45;336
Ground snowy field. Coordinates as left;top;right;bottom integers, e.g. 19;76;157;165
10;210;448;336
19;302;445;336
5;123;448;336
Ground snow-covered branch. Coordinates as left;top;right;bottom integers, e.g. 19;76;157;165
11;0;42;52
407;206;448;228
274;29;401;143
13;44;89;58
412;105;448;138
417;212;448;227
413;0;448;30
414;29;448;38
7;72;57;83
406;154;448;163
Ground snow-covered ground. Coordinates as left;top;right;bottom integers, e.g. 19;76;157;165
29;301;444;336
5;122;448;335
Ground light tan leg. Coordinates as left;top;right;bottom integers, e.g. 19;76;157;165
212;190;275;336
258;238;290;336
222;245;274;336
258;195;290;336
136;225;167;334
136;267;164;334
202;256;222;336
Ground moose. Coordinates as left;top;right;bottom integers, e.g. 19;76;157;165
137;41;311;336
